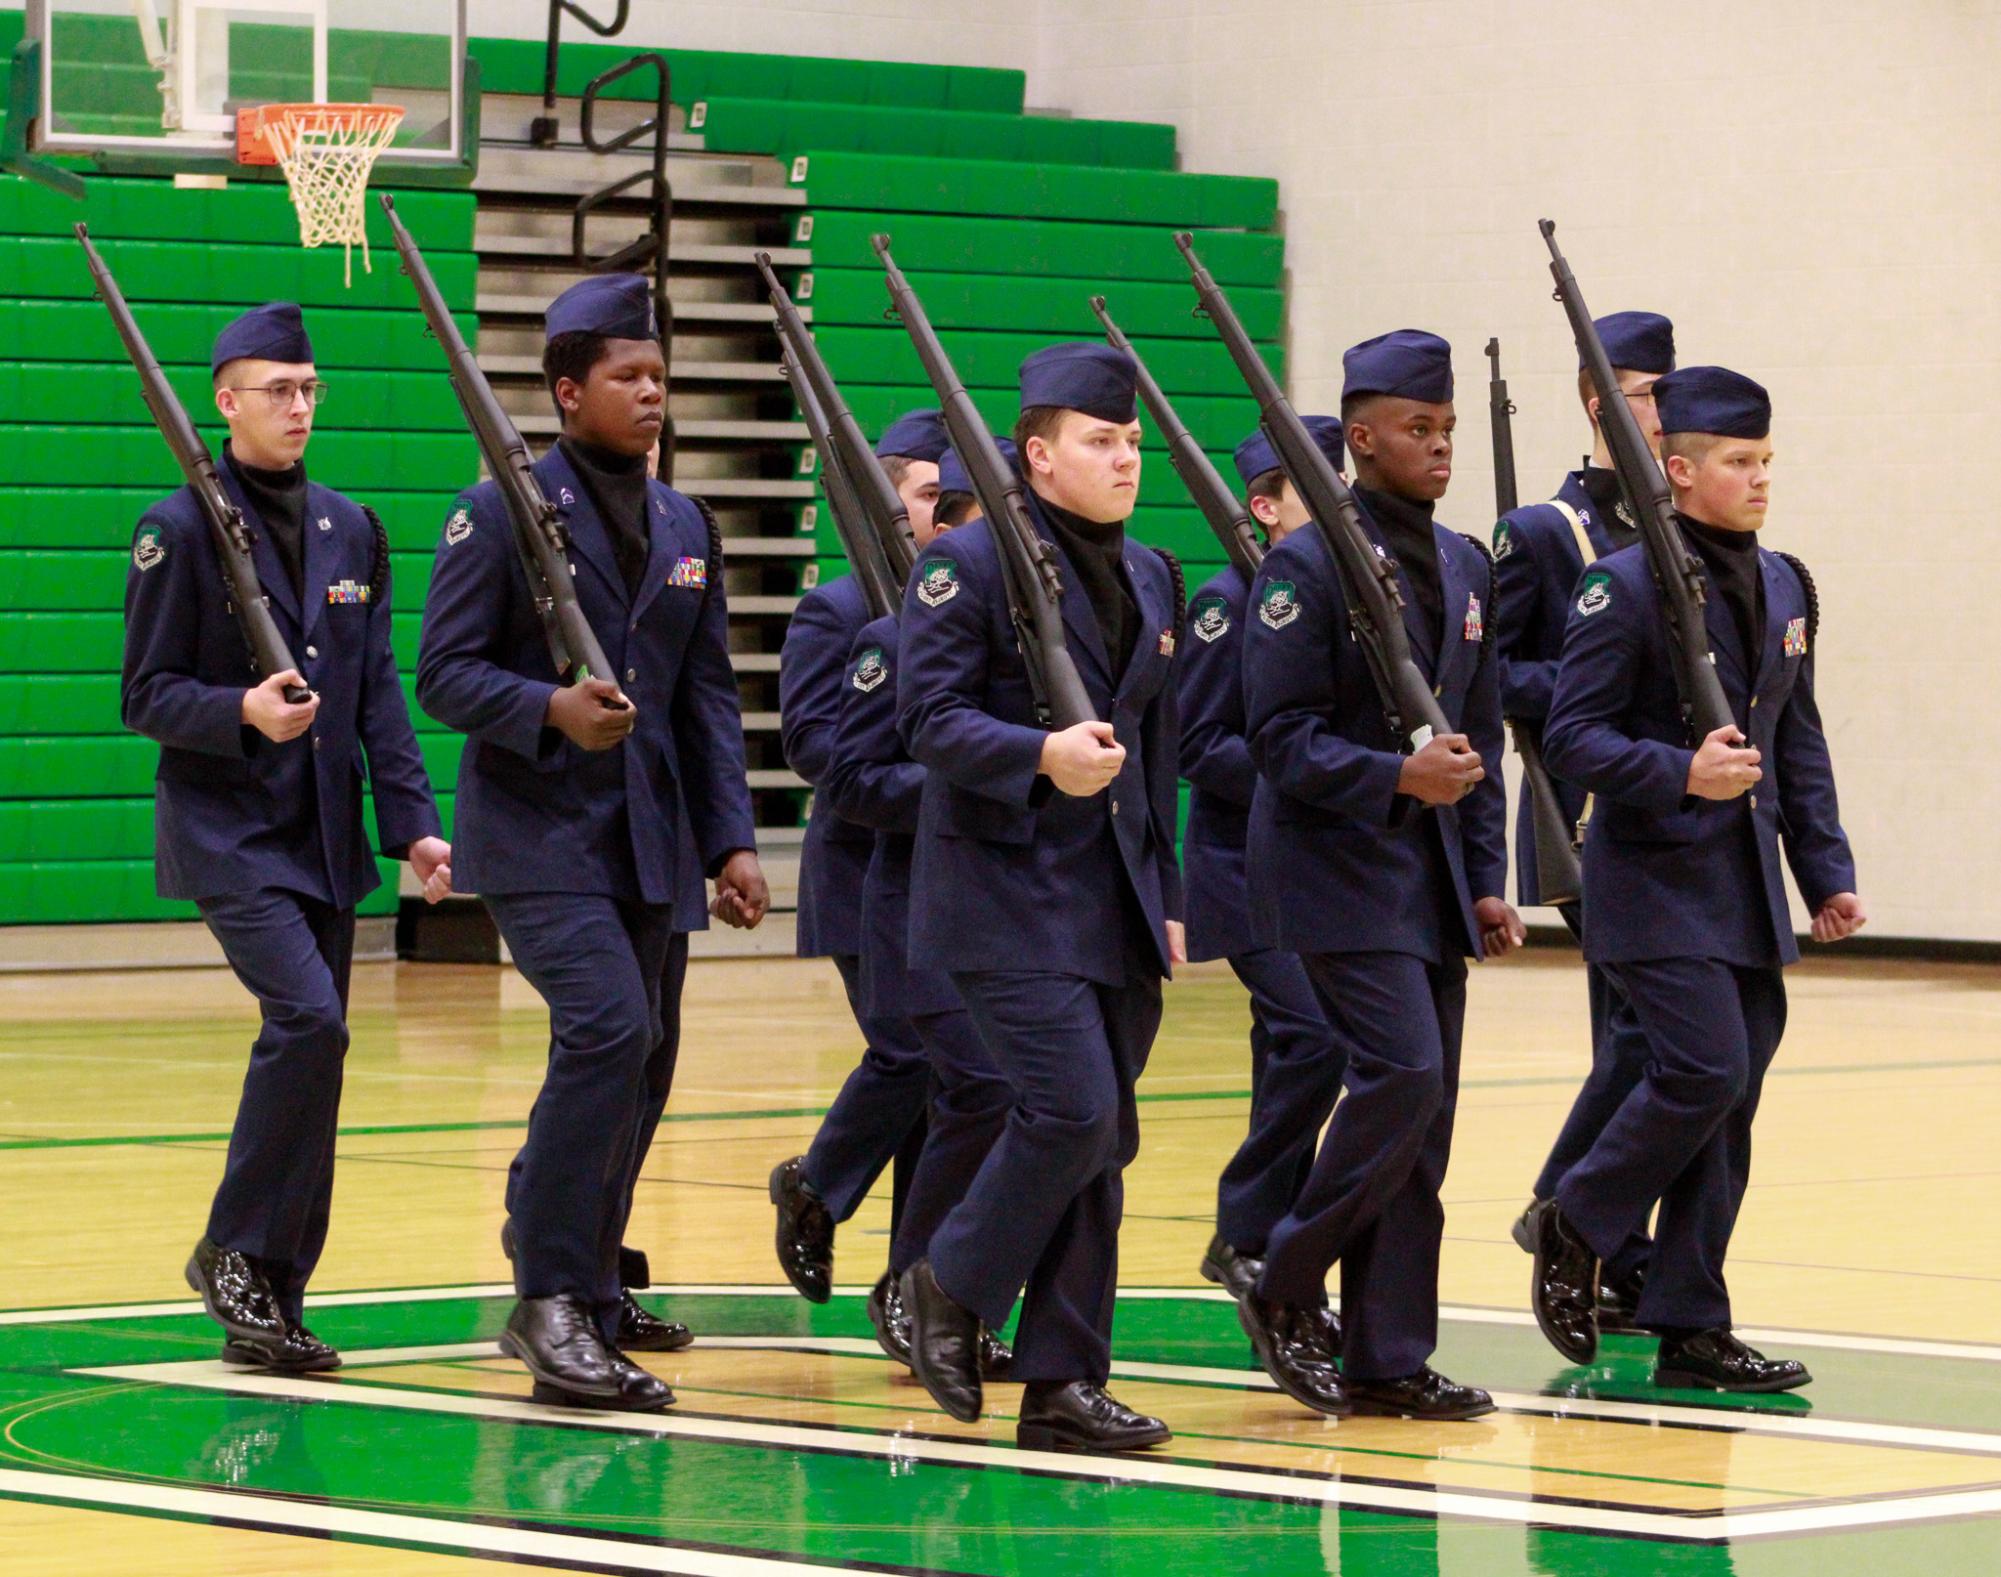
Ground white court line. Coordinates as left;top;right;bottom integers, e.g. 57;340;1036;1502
8;1279;2001;1366
75;1342;2001;1543
0;1467;868;1576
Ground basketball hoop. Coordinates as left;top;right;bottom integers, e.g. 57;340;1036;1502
238;102;406;286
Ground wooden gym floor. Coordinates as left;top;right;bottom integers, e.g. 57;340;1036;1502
1;946;1998;1574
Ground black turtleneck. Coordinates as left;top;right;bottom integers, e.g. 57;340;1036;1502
1354;484;1443;652
228;444;307;602
1578;462;1641;552
1679;513;1763;666
559;434;651;598
1036;493;1138;674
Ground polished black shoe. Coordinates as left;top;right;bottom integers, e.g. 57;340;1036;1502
978;1327;1015;1382
867;1271;913;1367
500;1294;672;1411
1654;1329;1811;1393
1239;1294;1350;1416
900;1259;982;1422
1597;1269;1648;1335
1530;1201;1600;1364
1347;1366;1495;1421
1017;1381;1171;1453
1309;1303;1343;1355
617;1291;692;1352
1198;1232;1264;1301
769;1157;835;1304
186;1238;286;1345
222;1323;342;1374
1510;1197;1544;1254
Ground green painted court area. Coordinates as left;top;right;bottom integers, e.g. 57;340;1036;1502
3;1286;1998;1575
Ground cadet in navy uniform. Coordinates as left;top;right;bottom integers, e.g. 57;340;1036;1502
123;303;450;1372
1183;417;1345;1321
770;409;951;1303
815;444;1014;1378
417;275;764;1412
1237;331;1523;1421
1532;366;1863;1391
897;345;1185;1453
1495;311;1676;1328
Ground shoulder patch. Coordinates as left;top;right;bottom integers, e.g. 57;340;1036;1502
132;525;165;572
1491;518;1514;559
444;504;473;546
1258;578;1300;630
1190;594;1231;644
1576;569;1613;617
916;558;959;608
851;644;889;693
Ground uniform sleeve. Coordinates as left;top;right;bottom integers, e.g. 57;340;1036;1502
896;533;1050;806
1493;511;1556;720
1146;637;1185;924
1176;601;1257;809
1459;554;1510;903
1543;569;1695;812
777;586;852;787
820;628;924;834
413;493;561;761
120;509;255;759
354;548;443;858
669;521;758;875
1773;644;1856;909
1242;541;1407;824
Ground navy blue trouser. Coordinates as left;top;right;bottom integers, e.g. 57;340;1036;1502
1530;903;1653;1283
486;891;676;1340
931;970;1163;1385
1216;947;1344;1254
802;953;930;1229
1256;951;1466;1382
198;888;356;1325
887;1007;1014;1280
1556;957;1787;1332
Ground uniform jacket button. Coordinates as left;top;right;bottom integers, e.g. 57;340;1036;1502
1111;798;1120;816
625;667;638;683
305;645;318;659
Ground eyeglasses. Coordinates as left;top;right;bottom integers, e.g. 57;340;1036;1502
226;380;328;410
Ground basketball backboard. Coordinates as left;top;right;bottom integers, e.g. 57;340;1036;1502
21;0;466;170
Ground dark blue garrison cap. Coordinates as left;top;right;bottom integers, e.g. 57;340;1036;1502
1342;330;1454;404
875;408;951;463
1590;311;1676;374
1018;343;1139;423
937;438;1018;497
1234;415;1343;490
211;302;313;374
1654;365;1771;440
545;273;657;341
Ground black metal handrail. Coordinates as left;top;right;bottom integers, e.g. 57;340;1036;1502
571;51;676;479
531;0;631;148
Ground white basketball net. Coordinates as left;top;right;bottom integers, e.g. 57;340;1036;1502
263;104;406;286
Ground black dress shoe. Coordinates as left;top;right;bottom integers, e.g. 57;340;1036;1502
1597;1269;1647;1335
868;1271;913;1367
617;1291;692;1352
1654;1329;1811;1393
1531;1201;1600;1364
222;1323;342;1373
186;1239;287;1345
1347;1366;1495;1421
1016;1381;1171;1453
1198;1232;1264;1301
769;1157;834;1304
900;1259;982;1422
978;1328;1015;1381
1309;1304;1343;1354
500;1294;673;1411
1238;1294;1350;1417
1510;1198;1543;1254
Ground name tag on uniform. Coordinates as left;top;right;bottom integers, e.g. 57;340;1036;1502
669;556;708;589
1783;616;1808;656
327;579;371;605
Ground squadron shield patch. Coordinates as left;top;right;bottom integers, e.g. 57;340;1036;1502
1576;570;1612;617
668;556;708;589
1190;595;1231;644
1492;520;1514;559
1783;615;1809;657
132;526;165;572
444;506;473;546
917;559;959;608
1259;579;1300;630
1463;592;1484;642
851;645;888;693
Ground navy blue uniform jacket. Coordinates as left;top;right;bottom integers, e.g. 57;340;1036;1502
414;445;755;907
895;503;1184;985
780;575;875;956
1542;540;1854;967
122;451;440;906
1242;515;1507;962
1177;564;1259;961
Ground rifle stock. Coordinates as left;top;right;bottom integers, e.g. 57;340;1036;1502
76;224;310;704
